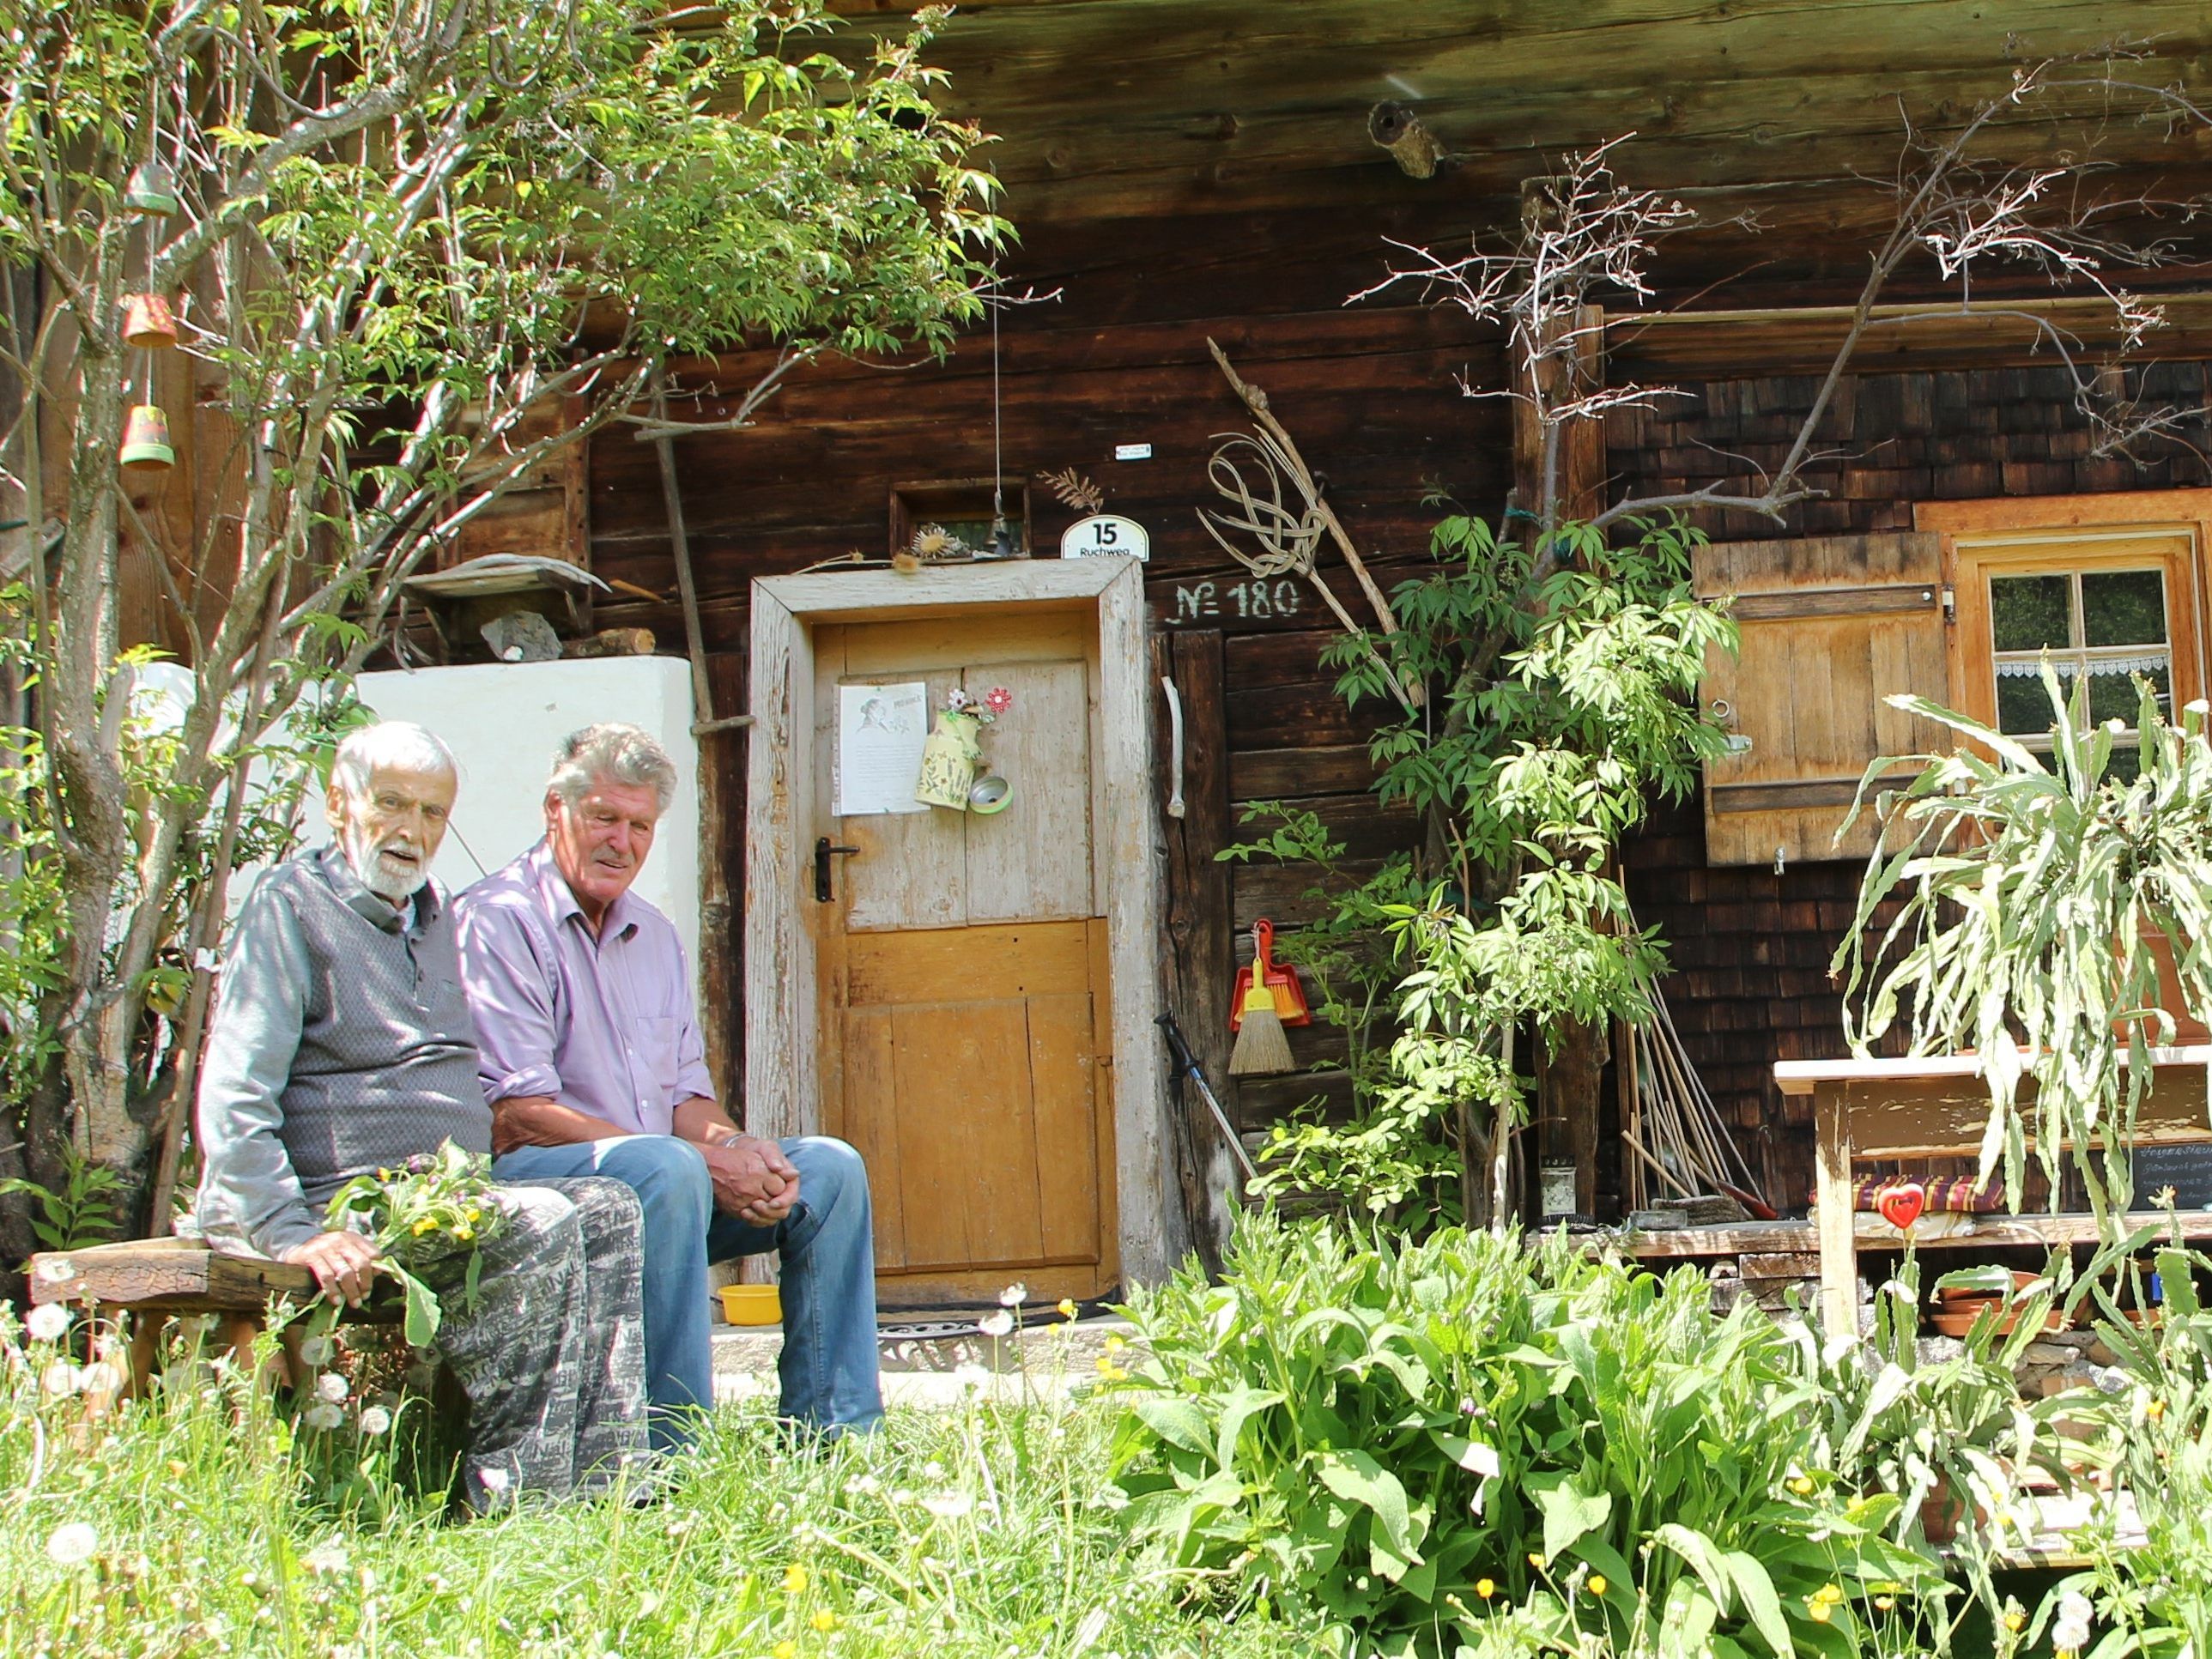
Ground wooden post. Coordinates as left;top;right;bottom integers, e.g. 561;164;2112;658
1814;1081;1859;1340
1152;627;1233;1275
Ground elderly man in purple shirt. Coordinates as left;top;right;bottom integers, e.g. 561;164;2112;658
455;723;882;1446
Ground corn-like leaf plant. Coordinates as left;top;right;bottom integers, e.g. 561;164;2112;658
1836;665;2212;1226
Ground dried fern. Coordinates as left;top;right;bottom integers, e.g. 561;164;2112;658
1035;466;1103;516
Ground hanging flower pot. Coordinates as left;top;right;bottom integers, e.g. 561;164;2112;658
118;404;175;471
120;294;177;350
124;160;179;217
913;708;982;810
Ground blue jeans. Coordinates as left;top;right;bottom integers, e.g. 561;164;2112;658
492;1135;882;1449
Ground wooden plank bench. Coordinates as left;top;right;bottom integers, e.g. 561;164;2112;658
1773;1050;2212;1335
27;1237;397;1400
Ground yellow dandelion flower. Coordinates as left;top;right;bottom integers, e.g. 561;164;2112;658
1527;1553;1544;1569
1788;1475;1815;1496
1058;1299;1078;1319
1476;1578;1494;1599
167;1459;188;1477
412;1218;437;1235
773;1644;797;1659
2004;1609;2026;1633
1815;1583;1844;1606
451;1225;474;1242
810;1610;839;1632
1809;1602;1833;1624
1586;1575;1606;1597
1095;1360;1128;1382
782;1564;808;1595
2149;1398;2168;1420
1104;1334;1125;1353
465;1207;482;1223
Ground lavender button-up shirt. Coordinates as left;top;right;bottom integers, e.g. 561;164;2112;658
453;841;713;1135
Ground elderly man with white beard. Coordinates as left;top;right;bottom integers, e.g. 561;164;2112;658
191;722;651;1508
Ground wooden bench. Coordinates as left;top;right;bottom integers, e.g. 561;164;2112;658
1773;1050;2212;1335
26;1237;395;1400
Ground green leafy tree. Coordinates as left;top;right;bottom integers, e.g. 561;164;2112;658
1235;515;1733;1227
0;0;1003;1256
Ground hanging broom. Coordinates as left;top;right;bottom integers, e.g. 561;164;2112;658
1227;919;1307;1077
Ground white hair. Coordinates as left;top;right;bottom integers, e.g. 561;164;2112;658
330;721;458;801
548;723;678;814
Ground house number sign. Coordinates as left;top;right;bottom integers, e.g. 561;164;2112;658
1058;514;1150;561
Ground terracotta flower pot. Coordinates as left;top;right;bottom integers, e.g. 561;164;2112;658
120;294;177;350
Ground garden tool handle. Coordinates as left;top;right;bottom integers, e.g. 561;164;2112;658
1253;918;1275;976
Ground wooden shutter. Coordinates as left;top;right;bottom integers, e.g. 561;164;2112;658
1694;533;1949;867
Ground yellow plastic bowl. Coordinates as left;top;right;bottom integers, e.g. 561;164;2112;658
718;1283;782;1326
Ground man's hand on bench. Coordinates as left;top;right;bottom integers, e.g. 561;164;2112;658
282;1232;383;1307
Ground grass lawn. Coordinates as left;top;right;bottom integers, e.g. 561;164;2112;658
0;1330;1276;1659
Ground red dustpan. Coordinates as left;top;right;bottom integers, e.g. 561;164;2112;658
1228;919;1311;1031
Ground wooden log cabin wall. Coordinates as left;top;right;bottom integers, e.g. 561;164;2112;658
96;0;2212;1280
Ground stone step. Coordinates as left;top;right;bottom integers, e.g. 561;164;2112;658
710;1315;1144;1409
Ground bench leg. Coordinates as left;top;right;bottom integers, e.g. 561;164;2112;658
124;1310;166;1402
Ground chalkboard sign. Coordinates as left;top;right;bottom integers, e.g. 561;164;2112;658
2128;1142;2212;1211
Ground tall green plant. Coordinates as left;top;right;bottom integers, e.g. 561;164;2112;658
1109;1212;1941;1658
1232;513;1734;1226
1837;669;2212;1220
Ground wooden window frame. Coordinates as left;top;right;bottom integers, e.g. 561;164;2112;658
888;476;1033;560
1916;490;2212;742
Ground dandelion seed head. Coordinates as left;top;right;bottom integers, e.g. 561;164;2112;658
979;1310;1015;1338
998;1282;1027;1307
315;1372;349;1403
45;1523;97;1566
357;1406;391;1436
26;1304;70;1342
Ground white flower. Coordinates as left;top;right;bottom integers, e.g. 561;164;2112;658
314;1371;349;1403
2051;1590;2095;1651
299;1335;334;1367
303;1402;343;1432
39;1360;81;1397
998;1282;1027;1307
979;1310;1015;1338
479;1467;512;1494
26;1303;70;1342
920;1491;974;1518
33;1256;75;1285
357;1406;391;1436
45;1523;98;1566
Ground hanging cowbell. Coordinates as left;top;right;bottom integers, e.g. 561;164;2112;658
124;160;179;217
120;294;178;350
118;405;175;471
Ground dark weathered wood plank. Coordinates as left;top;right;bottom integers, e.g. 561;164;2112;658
27;1241;317;1310
1154;628;1233;1272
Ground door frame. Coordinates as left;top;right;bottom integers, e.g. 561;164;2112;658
743;558;1183;1287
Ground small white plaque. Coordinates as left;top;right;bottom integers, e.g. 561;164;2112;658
1059;514;1149;561
1113;442;1153;461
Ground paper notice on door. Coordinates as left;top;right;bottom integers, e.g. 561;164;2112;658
837;681;930;815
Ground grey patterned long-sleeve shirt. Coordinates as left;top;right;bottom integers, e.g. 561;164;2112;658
192;845;493;1256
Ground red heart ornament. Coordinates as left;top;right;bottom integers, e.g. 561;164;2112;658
1876;1182;1926;1233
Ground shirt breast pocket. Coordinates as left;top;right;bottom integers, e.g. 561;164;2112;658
637;1014;684;1096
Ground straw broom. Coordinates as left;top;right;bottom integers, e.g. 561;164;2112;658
1227;978;1295;1077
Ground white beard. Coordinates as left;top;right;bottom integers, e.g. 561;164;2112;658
341;826;428;904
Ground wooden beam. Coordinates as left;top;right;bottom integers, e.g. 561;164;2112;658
1610;294;2212;380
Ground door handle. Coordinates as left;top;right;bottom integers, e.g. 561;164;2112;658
815;837;860;903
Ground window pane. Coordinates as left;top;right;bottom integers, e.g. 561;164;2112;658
2082;569;2167;647
1997;663;2074;734
2086;660;2170;725
1991;574;2071;651
2108;745;2143;784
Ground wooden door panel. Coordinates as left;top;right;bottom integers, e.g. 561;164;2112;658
964;657;1093;923
844;921;1092;1003
1027;991;1101;1262
837;1008;906;1269
885;999;1048;1271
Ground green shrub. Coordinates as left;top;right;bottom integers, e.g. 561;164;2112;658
1109;1214;1941;1657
